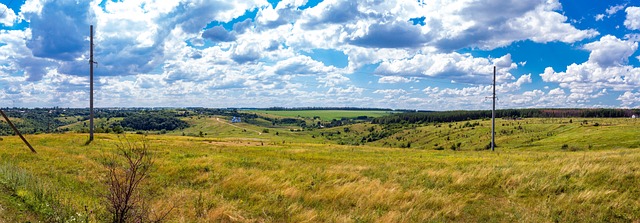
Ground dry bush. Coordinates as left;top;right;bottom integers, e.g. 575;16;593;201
103;136;172;223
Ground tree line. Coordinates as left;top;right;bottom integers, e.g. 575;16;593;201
262;107;396;111
372;109;640;125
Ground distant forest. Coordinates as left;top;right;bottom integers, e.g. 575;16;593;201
372;108;640;125
261;107;399;111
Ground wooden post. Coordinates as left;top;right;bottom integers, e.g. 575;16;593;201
89;25;94;142
491;66;496;152
0;109;36;153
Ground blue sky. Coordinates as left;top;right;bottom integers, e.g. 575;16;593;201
1;0;640;110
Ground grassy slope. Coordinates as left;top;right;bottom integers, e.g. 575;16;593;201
0;186;40;222
0;118;639;222
318;118;640;151
173;116;330;144
57;117;124;132
248;110;395;121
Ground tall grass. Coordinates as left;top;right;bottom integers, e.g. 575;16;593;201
0;117;639;222
0;162;89;222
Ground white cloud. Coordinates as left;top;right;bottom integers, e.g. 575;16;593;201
374;89;407;95
378;76;414;84
583;35;638;67
256;0;303;28
594;4;625;22
548;88;565;96
0;0;620;109
624;33;640;42
317;73;349;87
375;53;517;85
607;4;627;15
617;91;640;107
417;72;537;110
429;0;598;50
327;85;364;95
0;29;57;81
373;89;408;99
291;0;597;52
540;35;640;106
273;55;337;75
625;7;640;30
0;3;17;26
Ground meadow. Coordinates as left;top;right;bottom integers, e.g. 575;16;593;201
247;110;395;121
0;116;639;222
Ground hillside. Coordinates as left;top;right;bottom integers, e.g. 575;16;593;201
1;109;640;221
1;130;639;221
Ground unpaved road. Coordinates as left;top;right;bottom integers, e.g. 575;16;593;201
215;118;262;135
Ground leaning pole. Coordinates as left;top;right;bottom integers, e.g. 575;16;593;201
0;109;36;153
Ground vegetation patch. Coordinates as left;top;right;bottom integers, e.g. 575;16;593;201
120;112;189;131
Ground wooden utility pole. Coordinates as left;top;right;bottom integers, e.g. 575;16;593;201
491;66;496;152
89;25;94;142
0;109;36;153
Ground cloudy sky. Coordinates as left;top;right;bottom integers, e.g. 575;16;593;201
0;0;639;110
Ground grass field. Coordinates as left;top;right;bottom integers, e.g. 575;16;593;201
0;118;639;222
247;110;396;121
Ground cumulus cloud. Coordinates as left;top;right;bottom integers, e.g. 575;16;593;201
293;0;597;51
548;88;565;96
349;21;430;48
327;85;364;95
202;26;237;42
175;0;267;33
430;0;598;50
317;73;349;87
373;89;408;99
540;35;640;105
231;41;262;64
301;0;359;29
22;0;91;61
378;76;414;84
0;0;621;109
273;56;337;75
617;91;640;107
625;6;640;30
256;0;304;28
0;3;17;26
583;35;638;67
0;29;57;81
375;53;517;84
607;4;627;15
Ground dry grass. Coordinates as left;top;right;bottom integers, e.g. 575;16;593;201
0;129;638;222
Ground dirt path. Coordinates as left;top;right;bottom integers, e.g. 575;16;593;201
215;118;262;135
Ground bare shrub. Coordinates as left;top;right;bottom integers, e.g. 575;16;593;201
103;136;171;223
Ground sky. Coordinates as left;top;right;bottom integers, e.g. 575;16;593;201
0;0;640;110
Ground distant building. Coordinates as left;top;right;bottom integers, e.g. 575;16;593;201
231;116;242;123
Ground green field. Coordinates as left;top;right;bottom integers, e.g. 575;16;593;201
246;110;396;121
0;117;639;222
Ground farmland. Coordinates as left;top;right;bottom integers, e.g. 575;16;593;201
0;109;639;222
